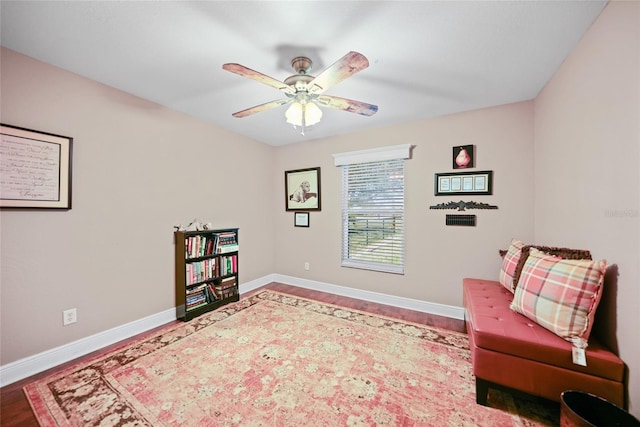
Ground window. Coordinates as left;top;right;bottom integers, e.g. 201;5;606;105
333;145;411;274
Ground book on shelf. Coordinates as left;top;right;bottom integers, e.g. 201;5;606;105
216;232;238;253
218;243;239;254
186;301;208;311
207;283;218;302
219;276;236;287
215;276;238;299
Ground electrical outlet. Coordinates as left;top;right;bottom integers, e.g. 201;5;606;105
304;262;310;271
63;308;77;326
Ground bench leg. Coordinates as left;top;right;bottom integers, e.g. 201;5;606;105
475;378;489;406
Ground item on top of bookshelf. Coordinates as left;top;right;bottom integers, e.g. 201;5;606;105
174;228;239;321
453;145;474;169
1;124;73;209
429;200;498;212
174;219;212;232
285;167;321;211
434;170;493;196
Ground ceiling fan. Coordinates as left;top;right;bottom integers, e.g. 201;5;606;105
222;51;378;135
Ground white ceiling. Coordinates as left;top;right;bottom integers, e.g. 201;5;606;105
1;1;607;146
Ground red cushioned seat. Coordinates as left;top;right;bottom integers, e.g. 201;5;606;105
463;278;625;407
464;278;624;382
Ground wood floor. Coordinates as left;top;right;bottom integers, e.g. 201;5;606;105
0;283;465;426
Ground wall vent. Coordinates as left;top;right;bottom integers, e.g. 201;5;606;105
445;214;476;226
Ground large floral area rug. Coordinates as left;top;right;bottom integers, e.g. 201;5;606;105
25;291;558;426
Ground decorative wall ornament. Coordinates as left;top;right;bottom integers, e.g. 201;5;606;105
429;200;499;211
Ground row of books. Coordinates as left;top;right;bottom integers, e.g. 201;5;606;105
219;255;238;276
185;232;238;259
186;258;218;286
186;284;209;311
185;278;238;312
217;232;239;254
185;255;237;286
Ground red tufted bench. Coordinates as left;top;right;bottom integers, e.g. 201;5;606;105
463;278;625;407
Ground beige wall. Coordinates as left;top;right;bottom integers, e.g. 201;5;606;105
1;0;638;416
534;1;640;415
273;101;535;306
0;48;276;363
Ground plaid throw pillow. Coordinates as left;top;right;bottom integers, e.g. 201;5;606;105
498;240;525;292
510;248;607;347
512;245;592;290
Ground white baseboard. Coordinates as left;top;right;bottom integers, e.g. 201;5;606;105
0;308;176;388
1;274;463;387
268;274;465;321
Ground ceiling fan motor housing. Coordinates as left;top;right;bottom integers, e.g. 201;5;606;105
284;74;315;92
291;56;312;74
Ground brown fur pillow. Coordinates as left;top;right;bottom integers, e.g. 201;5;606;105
513;245;592;288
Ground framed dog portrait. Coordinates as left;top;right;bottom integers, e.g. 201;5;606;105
285;167;321;211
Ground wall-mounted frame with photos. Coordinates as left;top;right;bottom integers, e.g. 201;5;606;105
435;170;493;196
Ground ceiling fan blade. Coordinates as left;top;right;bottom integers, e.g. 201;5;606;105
307;51;370;95
317;95;378;116
232;98;292;118
223;63;295;95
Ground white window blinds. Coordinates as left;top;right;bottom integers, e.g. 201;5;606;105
339;158;405;274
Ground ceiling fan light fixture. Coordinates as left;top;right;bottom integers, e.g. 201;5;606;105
285;101;323;127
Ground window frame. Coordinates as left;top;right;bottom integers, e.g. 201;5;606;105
333;144;411;274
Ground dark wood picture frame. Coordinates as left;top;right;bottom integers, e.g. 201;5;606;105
1;124;73;209
435;170;493;196
285;167;321;211
294;212;310;227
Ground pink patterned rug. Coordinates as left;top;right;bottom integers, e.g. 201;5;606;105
25;291;558;426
